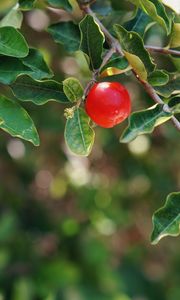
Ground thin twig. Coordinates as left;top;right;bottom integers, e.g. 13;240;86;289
98;47;116;72
83;48;115;98
80;5;180;131
145;46;180;56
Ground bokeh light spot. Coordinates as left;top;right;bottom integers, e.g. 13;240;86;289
50;177;67;199
128;135;150;156
7;139;25;159
35;170;53;189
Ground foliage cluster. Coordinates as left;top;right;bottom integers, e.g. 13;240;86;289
0;1;179;299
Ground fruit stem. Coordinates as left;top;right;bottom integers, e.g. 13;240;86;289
83;79;96;99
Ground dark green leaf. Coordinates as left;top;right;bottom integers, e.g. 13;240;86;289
19;0;36;10
120;104;172;143
114;25;155;80
155;75;180;97
65;108;95;156
0;5;23;28
98;73;129;83
0;94;39;146
10;75;69;105
102;10;136;30
100;55;129;73
148;70;169;86
21;48;53;80
151;192;180;244
91;0;112;16
47;0;72;11
168;95;180;114
47;22;80;53
63;77;84;102
0;49;52;84
0;26;29;58
128;0;172;34
126;9;154;36
0;56;31;84
79;15;105;70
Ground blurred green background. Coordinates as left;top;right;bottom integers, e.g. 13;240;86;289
0;1;180;299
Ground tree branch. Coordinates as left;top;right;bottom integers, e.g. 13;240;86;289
136;77;180;130
145;46;180;56
80;5;180;131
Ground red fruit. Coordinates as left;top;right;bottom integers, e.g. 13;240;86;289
85;82;131;128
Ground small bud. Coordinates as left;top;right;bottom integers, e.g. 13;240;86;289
64;107;75;119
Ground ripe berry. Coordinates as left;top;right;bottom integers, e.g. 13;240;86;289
85;82;131;128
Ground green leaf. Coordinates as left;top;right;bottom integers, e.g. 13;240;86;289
128;0;172;34
0;5;23;28
126;9;154;36
19;0;36;10
148;70;169;86
102;10;136;30
47;0;72;11
100;55;129;73
0;56;31;84
47;22;80;53
168;95;180;114
91;0;112;16
79;15;105;70
114;25;155;80
21;48;53;80
98;74;127;83
169;23;180;48
120;104;172;143
0;94;39;146
151;192;180;244
10;75;69;105
63;77;84;103
65;108;95;156
171;56;180;72
0;49;53;84
0;26;29;58
155;74;180;97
